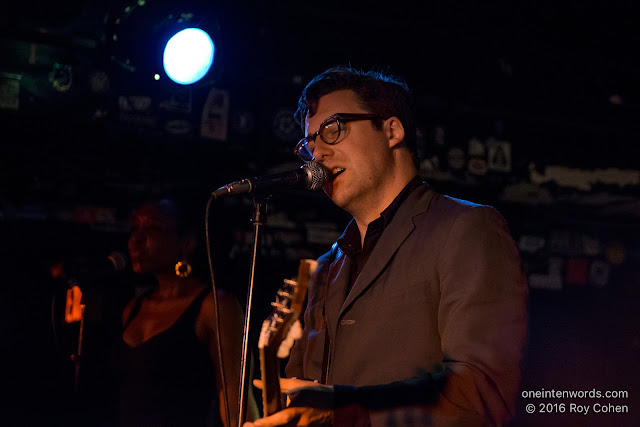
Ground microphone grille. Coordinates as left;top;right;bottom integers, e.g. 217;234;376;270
108;251;129;271
303;161;331;190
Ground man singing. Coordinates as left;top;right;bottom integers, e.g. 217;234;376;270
248;66;528;426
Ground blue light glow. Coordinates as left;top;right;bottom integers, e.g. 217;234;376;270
163;28;215;85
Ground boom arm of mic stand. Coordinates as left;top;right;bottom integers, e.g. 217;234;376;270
238;195;268;426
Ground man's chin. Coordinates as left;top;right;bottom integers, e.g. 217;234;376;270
323;181;333;199
323;186;352;212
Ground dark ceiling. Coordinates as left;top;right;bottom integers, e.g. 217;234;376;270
2;0;638;111
0;0;638;190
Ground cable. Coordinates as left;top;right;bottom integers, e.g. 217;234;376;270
205;196;231;427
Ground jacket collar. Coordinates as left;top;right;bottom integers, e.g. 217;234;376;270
323;182;435;333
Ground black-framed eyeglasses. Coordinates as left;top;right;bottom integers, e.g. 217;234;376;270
293;113;383;162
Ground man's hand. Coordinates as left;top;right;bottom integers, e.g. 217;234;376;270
243;378;335;426
243;406;332;426
253;378;331;396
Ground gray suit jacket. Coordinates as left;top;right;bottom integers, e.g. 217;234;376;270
285;183;528;425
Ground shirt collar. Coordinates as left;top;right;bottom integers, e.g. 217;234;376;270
379;176;423;227
338;176;423;254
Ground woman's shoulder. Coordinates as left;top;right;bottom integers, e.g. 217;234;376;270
200;286;239;304
195;287;244;344
199;287;244;322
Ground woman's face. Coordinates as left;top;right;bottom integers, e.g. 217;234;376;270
128;203;185;275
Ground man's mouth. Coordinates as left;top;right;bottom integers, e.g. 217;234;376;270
331;167;346;178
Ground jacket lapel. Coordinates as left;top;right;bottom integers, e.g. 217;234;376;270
340;184;434;315
323;244;351;337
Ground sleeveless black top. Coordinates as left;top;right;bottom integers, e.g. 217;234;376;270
111;288;221;426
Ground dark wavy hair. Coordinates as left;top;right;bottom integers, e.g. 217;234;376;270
295;65;417;165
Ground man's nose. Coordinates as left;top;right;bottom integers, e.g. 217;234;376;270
312;138;333;160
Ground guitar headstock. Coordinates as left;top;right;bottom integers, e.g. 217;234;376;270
259;259;316;355
259;258;317;416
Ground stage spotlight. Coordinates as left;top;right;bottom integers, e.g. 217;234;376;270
163;28;215;85
108;1;221;88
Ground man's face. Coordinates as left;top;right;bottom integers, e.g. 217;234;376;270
305;90;394;214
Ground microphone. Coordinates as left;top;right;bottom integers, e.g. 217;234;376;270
104;251;129;273
211;160;331;199
53;251;129;281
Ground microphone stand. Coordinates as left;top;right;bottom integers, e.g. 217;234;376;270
238;195;268;426
73;302;86;392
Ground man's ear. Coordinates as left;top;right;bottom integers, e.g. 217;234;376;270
386;117;405;149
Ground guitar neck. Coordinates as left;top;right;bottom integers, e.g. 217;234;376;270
260;344;283;416
258;259;316;417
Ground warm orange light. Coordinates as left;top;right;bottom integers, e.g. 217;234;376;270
65;285;83;323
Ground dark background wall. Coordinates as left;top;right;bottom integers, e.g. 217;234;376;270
1;0;638;425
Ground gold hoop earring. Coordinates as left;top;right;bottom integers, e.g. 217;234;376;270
175;261;192;278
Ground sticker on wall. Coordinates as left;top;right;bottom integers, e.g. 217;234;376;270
604;242;626;266
518;235;546;253
565;257;589;286
581;234;602;257
419;155;440;174
467;135;488;175
164;119;193;135
487;138;512;172
0;72;21;110
272;108;298;142
119;95;152;112
119;95;156;127
548;230;583;256
231;110;255;135
468;157;488;176
201;87;229;141
88;70;110;94
528;257;564;291
447;147;466;170
158;88;192;114
415;126;427;159
589;260;609;287
528;273;562;291
50;63;72;92
467;137;486;156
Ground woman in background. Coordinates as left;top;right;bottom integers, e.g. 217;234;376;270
111;198;251;426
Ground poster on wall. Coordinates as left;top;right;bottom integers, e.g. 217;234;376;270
118;95;156;127
272;108;298;142
487;138;512;172
0;72;21;110
201;87;229;141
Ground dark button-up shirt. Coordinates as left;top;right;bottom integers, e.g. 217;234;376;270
337;177;423;296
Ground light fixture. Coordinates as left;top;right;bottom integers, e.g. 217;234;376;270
163;28;215;85
108;1;220;86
